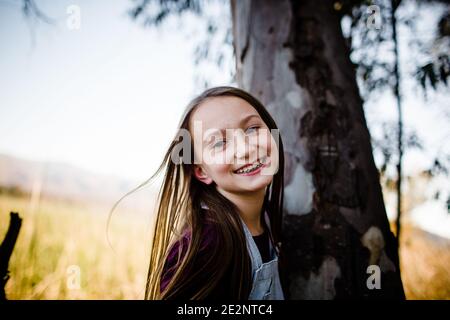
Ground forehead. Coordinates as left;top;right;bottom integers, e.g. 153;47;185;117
189;96;260;132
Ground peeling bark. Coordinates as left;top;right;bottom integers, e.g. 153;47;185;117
231;0;405;299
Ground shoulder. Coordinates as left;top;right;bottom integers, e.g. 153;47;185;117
167;219;219;259
160;218;220;292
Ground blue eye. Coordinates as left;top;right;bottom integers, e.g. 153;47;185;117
213;140;226;148
246;126;260;134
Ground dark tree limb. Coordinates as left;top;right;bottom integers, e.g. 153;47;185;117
0;212;22;301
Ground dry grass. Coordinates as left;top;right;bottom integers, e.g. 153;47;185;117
0;193;153;299
1;193;449;299
399;223;450;299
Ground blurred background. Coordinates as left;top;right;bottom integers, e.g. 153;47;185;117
0;0;448;299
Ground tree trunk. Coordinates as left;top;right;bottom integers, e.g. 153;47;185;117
231;0;405;299
391;0;404;251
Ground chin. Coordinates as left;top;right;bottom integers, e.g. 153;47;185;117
238;177;273;193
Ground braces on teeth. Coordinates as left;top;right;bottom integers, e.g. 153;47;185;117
235;161;263;174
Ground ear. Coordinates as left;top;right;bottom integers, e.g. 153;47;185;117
193;165;213;185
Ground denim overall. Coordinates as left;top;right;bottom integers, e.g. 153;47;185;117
201;202;285;300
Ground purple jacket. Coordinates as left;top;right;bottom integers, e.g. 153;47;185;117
159;221;231;299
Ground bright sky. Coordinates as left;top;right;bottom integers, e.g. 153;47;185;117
0;0;232;182
0;0;448;236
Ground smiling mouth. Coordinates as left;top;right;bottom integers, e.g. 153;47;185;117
233;158;266;174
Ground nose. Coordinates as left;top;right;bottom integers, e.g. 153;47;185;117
234;130;256;162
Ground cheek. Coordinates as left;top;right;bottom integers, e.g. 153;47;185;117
210;163;234;176
269;135;278;157
256;130;274;158
269;135;280;174
259;133;280;176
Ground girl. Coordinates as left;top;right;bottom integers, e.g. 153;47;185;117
144;86;286;300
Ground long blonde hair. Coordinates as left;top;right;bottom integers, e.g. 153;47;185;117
112;86;285;300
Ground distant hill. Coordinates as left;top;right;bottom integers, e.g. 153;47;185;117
0;153;158;212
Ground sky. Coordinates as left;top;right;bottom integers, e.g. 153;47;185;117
0;0;448;236
0;0;217;182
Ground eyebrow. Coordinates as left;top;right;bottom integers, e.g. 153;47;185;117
203;114;261;143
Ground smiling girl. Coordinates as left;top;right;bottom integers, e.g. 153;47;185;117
144;86;286;300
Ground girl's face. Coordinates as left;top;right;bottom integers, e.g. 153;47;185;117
189;96;279;195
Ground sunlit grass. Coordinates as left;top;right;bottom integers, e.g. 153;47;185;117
0;193;153;299
399;223;450;299
1;193;449;299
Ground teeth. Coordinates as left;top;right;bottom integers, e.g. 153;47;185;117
235;160;263;174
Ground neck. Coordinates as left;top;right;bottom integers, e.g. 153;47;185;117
217;187;266;236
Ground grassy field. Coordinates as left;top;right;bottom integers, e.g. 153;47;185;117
0;193;153;299
0;193;449;299
400;224;450;299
